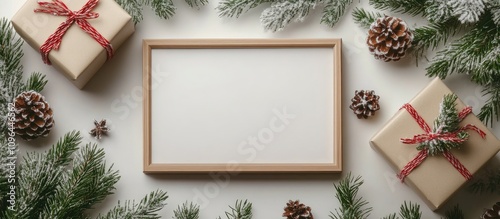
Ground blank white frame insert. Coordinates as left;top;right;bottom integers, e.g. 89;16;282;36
143;39;342;174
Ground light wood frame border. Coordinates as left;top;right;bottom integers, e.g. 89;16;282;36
143;39;342;174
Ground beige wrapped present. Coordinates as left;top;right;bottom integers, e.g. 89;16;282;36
370;78;500;210
11;0;134;89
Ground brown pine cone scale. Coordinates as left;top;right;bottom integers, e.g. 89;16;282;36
367;16;413;62
13;91;54;141
482;202;500;219
283;200;313;219
350;90;380;119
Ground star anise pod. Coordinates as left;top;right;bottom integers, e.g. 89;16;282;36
90;119;109;139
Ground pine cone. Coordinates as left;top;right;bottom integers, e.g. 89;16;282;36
282;200;313;219
367;16;413;62
13;91;54;141
350;90;380;119
482;202;500;219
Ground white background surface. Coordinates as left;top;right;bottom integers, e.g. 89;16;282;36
2;0;499;218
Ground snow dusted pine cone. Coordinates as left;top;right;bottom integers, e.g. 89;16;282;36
367;16;413;62
350;90;380;119
481;202;500;219
13;91;54;141
282;200;314;219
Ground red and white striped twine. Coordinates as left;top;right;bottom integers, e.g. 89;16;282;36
397;103;485;182
35;0;113;65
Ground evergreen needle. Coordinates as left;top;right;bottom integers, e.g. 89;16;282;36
370;0;427;17
217;199;252;219
330;173;372;219
174;202;200;219
217;0;353;31
352;8;383;29
114;0;207;24
470;167;500;194
443;204;464;219
382;202;421;219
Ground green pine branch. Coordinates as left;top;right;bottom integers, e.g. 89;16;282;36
115;0;207;24
330;173;372;219
398;202;421;219
470;167;500;194
25;72;48;93
321;0;353;28
369;0;426;17
97;190;168;219
114;0;144;24
46;130;83;166
216;0;271;18
365;2;500;125
43;144;120;218
423;0;453;23
148;0;177;20
426;14;498;83
424;13;500;126
174;202;200;219
184;0;208;9
443;205;464;219
382;214;397;219
0;130;168;218
478;77;500;126
0;134;14;217
260;0;319;32
382;202;421;219
411;18;463;58
15;131;82;218
415;94;467;156
217;0;353;31
490;0;500;26
0;17;49;217
0;18;24;132
468;14;500;86
217;199;252;219
0;17;49;133
352;8;384;29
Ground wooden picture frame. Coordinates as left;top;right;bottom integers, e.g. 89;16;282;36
143;39;342;174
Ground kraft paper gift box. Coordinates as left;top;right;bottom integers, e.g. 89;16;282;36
370;78;500;210
11;0;135;89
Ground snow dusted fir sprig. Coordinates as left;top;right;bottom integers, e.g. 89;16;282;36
217;200;253;219
217;0;353;32
447;0;486;24
0;18;48;214
418;94;468;156
353;0;500;127
1;131;169;218
114;0;208;25
332;173;467;219
0;18;26;132
173;202;200;219
0;18;48;133
331;173;426;219
331;173;372;219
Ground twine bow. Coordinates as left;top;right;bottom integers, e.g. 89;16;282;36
35;0;113;65
397;103;486;182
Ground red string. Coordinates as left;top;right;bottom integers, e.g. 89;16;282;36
443;151;473;180
397;149;428;180
397;103;485;182
35;0;113;65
